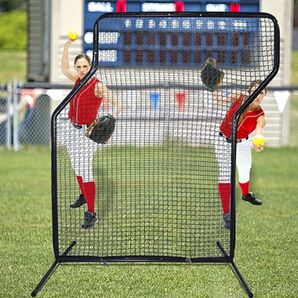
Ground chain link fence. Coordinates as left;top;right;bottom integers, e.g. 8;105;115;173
0;82;71;150
0;81;296;150
0;94;8;146
18;94;51;145
0;82;12;148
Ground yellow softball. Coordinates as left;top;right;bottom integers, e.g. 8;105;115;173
252;135;265;147
68;31;78;41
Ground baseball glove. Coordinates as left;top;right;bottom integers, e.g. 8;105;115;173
201;57;224;92
85;114;116;144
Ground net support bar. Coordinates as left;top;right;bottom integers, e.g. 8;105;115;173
217;241;253;298
31;241;76;297
32;240;253;297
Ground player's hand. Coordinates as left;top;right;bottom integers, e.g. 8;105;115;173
252;134;265;152
68;31;78;41
65;31;78;47
252;143;264;152
64;39;74;48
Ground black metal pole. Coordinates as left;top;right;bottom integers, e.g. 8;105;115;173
230;260;254;298
217;241;253;298
31;241;76;297
31;260;59;297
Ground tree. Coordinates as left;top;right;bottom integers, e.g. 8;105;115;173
0;0;26;12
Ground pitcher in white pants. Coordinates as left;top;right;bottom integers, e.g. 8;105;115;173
214;80;268;229
61;37;121;229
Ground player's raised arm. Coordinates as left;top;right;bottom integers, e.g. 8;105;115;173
256;115;266;135
252;115;266;152
61;40;79;83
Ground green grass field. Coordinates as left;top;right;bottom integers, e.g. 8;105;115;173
0;50;297;297
0;146;297;298
55;144;228;259
0;50;27;83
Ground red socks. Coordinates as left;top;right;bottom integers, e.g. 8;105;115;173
218;183;231;214
83;182;96;213
218;181;250;213
76;176;96;213
239;181;250;196
76;176;84;194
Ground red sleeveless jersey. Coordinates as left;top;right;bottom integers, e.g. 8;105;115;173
68;77;103;125
220;95;265;139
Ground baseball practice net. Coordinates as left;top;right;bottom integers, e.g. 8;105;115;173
32;12;279;297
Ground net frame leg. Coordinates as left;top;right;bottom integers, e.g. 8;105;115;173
217;241;253;298
230;259;254;298
31;259;59;297
31;241;76;297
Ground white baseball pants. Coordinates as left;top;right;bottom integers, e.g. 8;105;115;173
64;121;102;182
215;135;252;184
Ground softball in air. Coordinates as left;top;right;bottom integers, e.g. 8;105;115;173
68;31;78;41
252;135;265;147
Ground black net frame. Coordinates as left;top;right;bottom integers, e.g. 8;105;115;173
32;12;279;298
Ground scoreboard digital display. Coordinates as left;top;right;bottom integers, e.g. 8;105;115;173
83;0;260;67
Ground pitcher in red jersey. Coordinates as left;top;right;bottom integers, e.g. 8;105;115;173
214;80;267;229
61;38;121;229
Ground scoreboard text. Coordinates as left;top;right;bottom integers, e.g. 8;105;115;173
83;1;260;67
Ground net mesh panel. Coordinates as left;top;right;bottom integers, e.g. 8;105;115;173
55;14;276;259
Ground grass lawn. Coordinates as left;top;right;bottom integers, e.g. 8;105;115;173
0;146;297;298
0;50;26;83
0;50;297;297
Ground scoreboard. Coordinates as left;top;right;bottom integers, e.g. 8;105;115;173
83;0;260;67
